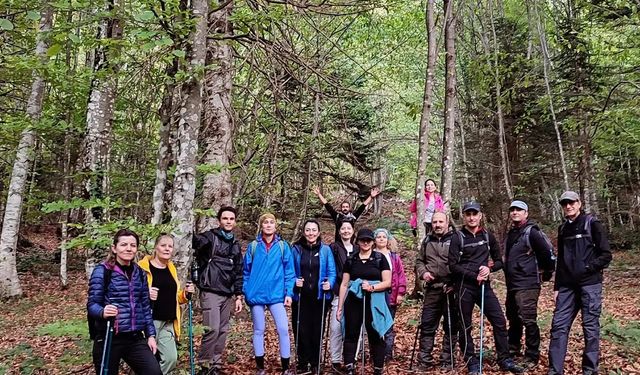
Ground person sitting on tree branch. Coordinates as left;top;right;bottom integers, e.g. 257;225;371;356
312;186;380;241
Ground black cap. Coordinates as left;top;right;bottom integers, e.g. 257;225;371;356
462;201;481;213
356;228;375;241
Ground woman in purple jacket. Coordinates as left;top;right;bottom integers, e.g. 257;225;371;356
87;229;161;375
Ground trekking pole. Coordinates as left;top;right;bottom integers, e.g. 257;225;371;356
445;289;455;370
188;291;195;375
318;279;328;375
479;281;485;375
409;282;427;370
295;282;302;364
100;318;115;375
361;290;367;375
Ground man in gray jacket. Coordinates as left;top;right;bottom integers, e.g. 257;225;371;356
414;212;457;370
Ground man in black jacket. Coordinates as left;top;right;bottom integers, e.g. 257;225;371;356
414;212;457;370
193;206;244;375
448;201;523;375
503;200;556;367
548;191;612;375
312;186;379;241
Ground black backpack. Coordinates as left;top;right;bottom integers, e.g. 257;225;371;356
87;266;112;340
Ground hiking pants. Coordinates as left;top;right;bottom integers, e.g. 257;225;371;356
198;291;233;367
548;283;602;375
506;288;541;362
342;293;385;370
154;320;177;374
251;303;291;358
456;282;510;368
329;298;344;364
418;287;458;366
292;293;330;368
92;331;162;375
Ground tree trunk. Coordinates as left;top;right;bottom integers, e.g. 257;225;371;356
414;0;438;241
170;0;208;283
82;0;123;278
488;0;513;200
199;0;235;231
151;60;180;225
0;5;53;298
532;0;570;191
440;0;457;210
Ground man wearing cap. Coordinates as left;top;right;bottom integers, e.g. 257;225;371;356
414;212;458;370
504;200;556;368
548;191;612;375
448;201;524;374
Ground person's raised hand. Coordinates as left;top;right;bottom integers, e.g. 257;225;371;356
370;187;381;198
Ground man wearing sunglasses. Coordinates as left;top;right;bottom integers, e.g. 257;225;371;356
503;200;556;369
548;191;612;375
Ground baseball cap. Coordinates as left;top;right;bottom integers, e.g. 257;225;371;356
509;200;528;211
558;191;580;204
462;201;481;213
356;228;375;241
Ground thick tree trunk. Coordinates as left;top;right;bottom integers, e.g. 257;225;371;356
199;0;235;231
0;5;53;298
440;0;457;210
82;0;123;278
170;0;208;282
414;0;438;241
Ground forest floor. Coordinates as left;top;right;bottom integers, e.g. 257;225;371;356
1;201;640;374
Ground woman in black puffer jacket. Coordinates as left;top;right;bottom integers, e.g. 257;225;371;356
87;229;162;375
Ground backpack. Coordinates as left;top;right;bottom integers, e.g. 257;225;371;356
249;239;285;261
87;266;112;340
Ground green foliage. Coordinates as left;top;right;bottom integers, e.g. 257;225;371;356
601;314;640;354
0;343;45;374
37;319;88;337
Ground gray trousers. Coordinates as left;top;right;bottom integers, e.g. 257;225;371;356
198;291;233;368
548;283;602;375
329;298;343;364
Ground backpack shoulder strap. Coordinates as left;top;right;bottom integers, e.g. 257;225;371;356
250;240;258;259
103;265;112;297
278;240;285;261
523;224;535;250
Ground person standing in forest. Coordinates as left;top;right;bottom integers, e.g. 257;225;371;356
336;228;393;375
138;234;195;374
414;212;458;370
243;213;296;375
291;219;336;374
329;220;358;373
192;206;244;375
87;229;162;375
373;228;407;362
503;200;556;368
448;202;524;374
312;186;380;241
548;191;612;375
409;179;445;236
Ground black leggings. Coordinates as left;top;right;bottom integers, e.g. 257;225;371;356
292;294;330;368
92;332;162;375
342;293;386;369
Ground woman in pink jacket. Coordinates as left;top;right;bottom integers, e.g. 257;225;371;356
373;228;407;362
409;179;445;235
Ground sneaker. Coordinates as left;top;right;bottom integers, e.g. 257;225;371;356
500;358;525;374
344;363;355;375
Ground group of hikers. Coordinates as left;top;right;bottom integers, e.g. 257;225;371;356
87;181;612;375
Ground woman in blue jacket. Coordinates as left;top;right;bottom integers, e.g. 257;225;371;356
243;213;296;375
292;219;337;374
87;228;162;375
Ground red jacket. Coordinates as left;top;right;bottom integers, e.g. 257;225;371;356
388;252;407;306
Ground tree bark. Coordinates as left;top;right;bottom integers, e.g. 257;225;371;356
170;0;208;282
440;0;457;210
0;5;53;298
199;0;235;231
82;0;123;278
414;0;438;241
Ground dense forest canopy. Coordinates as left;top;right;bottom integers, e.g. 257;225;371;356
0;0;638;296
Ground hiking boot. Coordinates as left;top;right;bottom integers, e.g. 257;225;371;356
330;363;344;374
500;358;525;374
